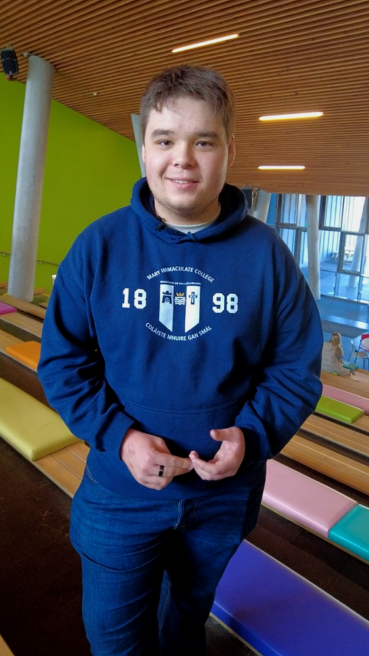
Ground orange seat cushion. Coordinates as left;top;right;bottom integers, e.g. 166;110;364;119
5;341;41;370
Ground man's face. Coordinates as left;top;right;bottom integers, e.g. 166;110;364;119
142;97;235;225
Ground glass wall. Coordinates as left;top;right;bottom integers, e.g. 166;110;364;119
275;194;368;303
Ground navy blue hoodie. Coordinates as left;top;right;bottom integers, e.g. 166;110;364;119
38;179;323;498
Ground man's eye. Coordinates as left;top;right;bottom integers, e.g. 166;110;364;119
158;140;171;146
197;141;212;147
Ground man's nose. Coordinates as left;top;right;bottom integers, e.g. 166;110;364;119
173;143;195;167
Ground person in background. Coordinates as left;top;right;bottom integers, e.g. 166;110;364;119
321;332;352;376
38;65;323;656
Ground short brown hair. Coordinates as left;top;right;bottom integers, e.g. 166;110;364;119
140;65;235;142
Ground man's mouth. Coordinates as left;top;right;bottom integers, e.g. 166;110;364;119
170;178;198;184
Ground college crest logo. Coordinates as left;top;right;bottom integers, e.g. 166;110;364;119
122;265;238;342
159;282;201;332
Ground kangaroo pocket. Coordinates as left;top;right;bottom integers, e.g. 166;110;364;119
124;399;241;461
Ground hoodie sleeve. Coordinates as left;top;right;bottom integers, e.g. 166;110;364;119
235;238;323;461
37;238;134;459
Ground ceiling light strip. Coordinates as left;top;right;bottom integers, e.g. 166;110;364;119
172;34;239;53
259;112;323;121
258;165;306;170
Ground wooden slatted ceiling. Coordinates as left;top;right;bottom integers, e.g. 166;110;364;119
1;0;369;195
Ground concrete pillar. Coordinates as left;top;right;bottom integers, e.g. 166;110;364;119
306;195;320;300
252;189;271;222
131;113;146;177
8;55;54;301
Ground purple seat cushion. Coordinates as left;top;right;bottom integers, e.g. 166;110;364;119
213;540;369;656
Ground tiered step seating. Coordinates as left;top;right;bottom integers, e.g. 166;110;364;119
284;392;369;495
321;370;369;398
215;332;369;656
0;310;43;338
1;370;369;654
35;440;89;497
302;414;369;458
263;459;369;563
0;293;46;319
282;434;369;496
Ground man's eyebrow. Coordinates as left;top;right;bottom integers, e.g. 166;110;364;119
149;129;221;139
150;129;174;137
196;131;221;139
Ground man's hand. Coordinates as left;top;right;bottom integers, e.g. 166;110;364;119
120;427;193;490
189;427;245;481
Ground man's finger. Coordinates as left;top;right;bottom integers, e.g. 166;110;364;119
156;454;193;472
190;459;227;481
189;451;239;480
191;457;228;477
153;465;192;478
157;466;191;478
210;427;244;443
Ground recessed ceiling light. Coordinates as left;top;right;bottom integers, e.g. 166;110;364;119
259;112;323;121
172;34;239;53
258;165;306;170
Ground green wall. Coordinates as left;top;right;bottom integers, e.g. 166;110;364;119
0;73;141;292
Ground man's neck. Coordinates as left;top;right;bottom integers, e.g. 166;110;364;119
157;203;221;233
162;208;221;234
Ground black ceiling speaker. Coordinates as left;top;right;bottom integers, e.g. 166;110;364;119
1;47;19;79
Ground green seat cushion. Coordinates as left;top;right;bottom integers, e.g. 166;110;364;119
0;377;80;461
329;505;369;562
316;395;364;423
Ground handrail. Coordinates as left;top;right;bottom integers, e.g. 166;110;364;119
0;251;59;267
36;259;59;267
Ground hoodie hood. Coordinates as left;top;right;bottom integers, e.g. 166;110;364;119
131;177;249;242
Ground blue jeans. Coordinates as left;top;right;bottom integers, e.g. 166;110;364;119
70;465;265;656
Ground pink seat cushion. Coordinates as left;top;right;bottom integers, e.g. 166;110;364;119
263;459;357;537
0;300;17;315
323;384;369;415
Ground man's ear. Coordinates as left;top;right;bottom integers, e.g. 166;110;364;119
142;143;146;164
228;136;236;168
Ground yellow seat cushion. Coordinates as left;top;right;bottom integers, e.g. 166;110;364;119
0;377;80;461
5;340;41;370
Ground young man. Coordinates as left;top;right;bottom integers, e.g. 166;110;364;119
38;66;323;655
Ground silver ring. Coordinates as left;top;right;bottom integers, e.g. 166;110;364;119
158;465;164;477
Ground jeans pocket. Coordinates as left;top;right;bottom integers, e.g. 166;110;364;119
85;464;99;485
